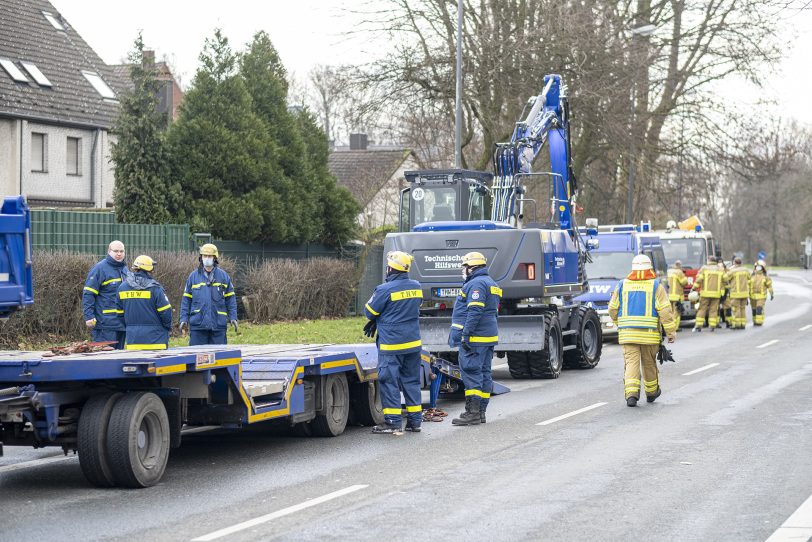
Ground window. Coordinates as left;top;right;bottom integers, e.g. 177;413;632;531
413;185;458;225
31;133;46;172
67;137;81;175
20;62;52;87
42;11;65;31
0;59;29;83
81;71;116;99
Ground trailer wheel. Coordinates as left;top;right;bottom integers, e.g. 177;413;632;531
311;374;350;437
78;392;122;487
106;392;170;488
527;312;563;379
563;306;603;369
349;381;384;427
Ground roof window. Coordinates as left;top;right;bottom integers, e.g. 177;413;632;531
42;11;65;31
0;59;29;83
82;71;116;99
21;62;52;87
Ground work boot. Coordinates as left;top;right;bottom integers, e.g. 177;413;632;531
710;326;715;332
626;397;638;407
404;420;422;433
372;423;403;435
480;399;489;423
452;397;481;426
647;388;662;403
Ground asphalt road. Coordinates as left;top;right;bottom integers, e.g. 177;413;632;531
2;271;811;542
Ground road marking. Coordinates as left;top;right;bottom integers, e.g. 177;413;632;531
536;402;608;426
492;363;508;370
0;454;75;474
757;340;780;349
682;363;719;376
799;324;812;331
191;484;369;541
765;493;812;542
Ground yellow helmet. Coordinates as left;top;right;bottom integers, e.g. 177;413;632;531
462;251;486;267
387;251;413;272
132;254;155;272
200;243;219;258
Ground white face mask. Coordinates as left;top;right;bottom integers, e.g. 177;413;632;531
202;256;215;268
461;267;469;280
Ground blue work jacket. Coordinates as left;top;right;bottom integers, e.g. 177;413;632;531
179;265;237;331
364;272;423;354
116;271;173;350
82;255;128;330
449;267;501;347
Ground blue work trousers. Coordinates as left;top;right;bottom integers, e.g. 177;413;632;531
378;351;422;427
190;329;227;346
459;345;494;409
92;329;125;350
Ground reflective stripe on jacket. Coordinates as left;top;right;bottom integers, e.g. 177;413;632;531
608;277;676;345
116;271;173;350
750;273;773;299
82;256;128;330
667;268;687;302
695;265;726;298
179;266;237;331
725;268;751;299
456;267;500;346
364;272;423;354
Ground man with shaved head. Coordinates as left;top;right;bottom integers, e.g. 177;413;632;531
82;240;129;348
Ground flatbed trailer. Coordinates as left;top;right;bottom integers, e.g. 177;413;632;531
0;344;508;488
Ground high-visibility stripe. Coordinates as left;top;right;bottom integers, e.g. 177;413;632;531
102;309;123;314
125;343;167;350
390;289;422;301
212;282;227;287
101;278;122;286
183;292;193;298
224;292;235;297
191;282;206;289
490;286;503;296
460;292;466;298
83;286;99;295
217;311;227;315
405;405;421;413
451;323;464;329
379;339;422;351
464;389;489;398
364;303;380;316
469;335;498;343
467;301;485;307
157;304;172;312
119;290;151;299
382;408;401;415
625;378;641;385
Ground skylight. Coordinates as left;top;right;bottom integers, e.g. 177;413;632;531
21;62;52;87
42;11;65;31
0;59;29;83
81;71;116;99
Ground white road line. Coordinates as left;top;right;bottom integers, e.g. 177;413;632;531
682;363;720;376
191;484;369;541
765;493;812;542
799;324;812;331
492;363;508;370
536;402;607;426
0;454;75;474
757;339;780;349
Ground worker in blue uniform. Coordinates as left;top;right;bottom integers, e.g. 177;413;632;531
449;251;501;426
363;251;423;435
82;240;128;348
116;255;173;350
179;243;238;345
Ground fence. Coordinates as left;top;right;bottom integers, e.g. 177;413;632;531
352;245;384;315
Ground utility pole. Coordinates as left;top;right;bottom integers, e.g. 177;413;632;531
454;0;463;169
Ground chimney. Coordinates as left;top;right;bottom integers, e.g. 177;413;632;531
143;49;155;67
349;133;368;150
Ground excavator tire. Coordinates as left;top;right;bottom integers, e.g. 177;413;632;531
563;306;602;369
507;312;563;379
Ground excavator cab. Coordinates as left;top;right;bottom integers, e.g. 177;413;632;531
398;169;493;232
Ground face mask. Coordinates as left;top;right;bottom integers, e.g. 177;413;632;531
755;266;763;272
202;257;214;268
461;267;469;280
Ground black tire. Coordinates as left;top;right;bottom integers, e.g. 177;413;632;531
163;396;183;449
563;306;603;370
507;351;532;379
527;312;563;379
78;392;122;488
349;381;384;427
106;392;170;488
291;421;313;437
311;374;350;437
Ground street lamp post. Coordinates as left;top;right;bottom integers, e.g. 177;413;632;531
454;0;463;169
626;24;656;224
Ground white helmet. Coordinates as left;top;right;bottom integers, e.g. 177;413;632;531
632;254;653;271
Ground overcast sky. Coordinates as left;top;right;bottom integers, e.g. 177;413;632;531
50;0;812;125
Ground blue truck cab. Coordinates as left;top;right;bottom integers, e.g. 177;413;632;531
576;224;668;338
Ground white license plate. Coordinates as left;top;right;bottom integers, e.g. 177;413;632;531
436;288;461;298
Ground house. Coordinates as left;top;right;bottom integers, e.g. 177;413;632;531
328;134;421;230
110;49;184;125
0;0;126;207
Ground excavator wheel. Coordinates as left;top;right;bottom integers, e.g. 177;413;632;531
563;306;602;369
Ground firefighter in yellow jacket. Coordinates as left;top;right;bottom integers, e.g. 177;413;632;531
608;255;677;407
725;257;750;329
691;256;727;332
667;260;688;329
749;260;773;325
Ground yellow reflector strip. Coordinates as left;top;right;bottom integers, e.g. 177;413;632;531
83;286;99;295
101;278;122;286
382;408;401;415
469;336;498;343
379;339;422;351
490;286;502;296
390;289;423;301
125;343;167;350
119;290;151;299
364;303;380;316
157;304;172;312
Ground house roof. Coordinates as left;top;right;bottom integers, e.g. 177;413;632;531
0;0;126;128
328;148;417;206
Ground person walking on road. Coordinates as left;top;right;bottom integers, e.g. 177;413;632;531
667;260;688;329
179;244;238;345
749;261;774;326
691;256;726;332
608;254;677;407
364;251;424;435
449;252;501;426
116;255;173;350
82;240;128;349
725;257;751;329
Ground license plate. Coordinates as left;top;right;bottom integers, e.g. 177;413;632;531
435;288;461;298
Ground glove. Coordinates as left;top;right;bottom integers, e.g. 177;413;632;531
363;319;377;338
770;293;774;301
657;343;676;365
85;318;96;328
179;321;188;334
461;337;472;352
231;320;239;334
